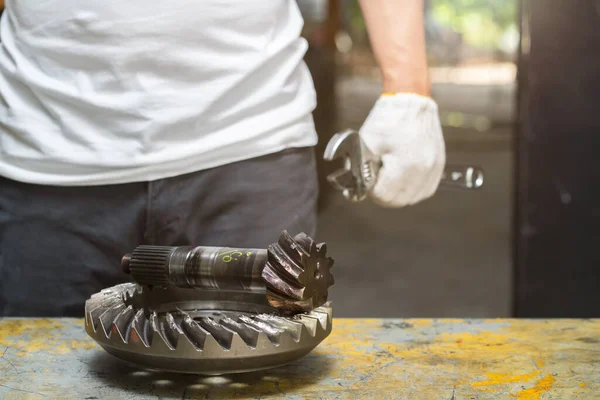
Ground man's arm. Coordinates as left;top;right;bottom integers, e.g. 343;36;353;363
354;0;445;208
0;1;4;11
358;0;430;96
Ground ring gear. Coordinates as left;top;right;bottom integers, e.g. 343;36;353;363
84;282;332;375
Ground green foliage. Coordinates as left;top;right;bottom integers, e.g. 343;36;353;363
431;0;518;48
345;0;369;46
344;0;518;50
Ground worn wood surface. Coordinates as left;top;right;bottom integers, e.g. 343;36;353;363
0;318;598;399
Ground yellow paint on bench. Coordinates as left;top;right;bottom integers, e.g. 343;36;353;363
0;318;597;399
0;319;96;357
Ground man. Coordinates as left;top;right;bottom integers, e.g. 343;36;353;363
0;0;445;316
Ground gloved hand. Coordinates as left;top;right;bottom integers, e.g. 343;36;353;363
359;92;446;208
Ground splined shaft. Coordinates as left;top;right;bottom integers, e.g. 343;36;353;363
123;245;267;292
121;231;335;313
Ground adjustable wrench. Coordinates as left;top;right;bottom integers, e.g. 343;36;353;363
323;129;484;202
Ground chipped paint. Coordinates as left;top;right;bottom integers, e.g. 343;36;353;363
0;318;598;399
518;375;555;400
0;318;97;357
470;371;541;387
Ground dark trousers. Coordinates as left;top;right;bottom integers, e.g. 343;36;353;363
0;147;318;317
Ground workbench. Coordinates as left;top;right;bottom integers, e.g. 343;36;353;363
0;318;597;399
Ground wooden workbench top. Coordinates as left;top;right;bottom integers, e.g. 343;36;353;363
0;318;598;399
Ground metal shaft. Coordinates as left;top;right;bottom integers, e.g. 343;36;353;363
370;160;484;191
122;245;268;292
440;165;485;190
120;231;335;313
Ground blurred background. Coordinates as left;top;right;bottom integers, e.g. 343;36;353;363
1;1;595;318
298;0;518;318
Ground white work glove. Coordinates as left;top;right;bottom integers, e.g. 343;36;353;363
359;92;446;207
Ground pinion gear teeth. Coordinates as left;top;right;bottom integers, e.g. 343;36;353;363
85;283;332;375
262;231;335;313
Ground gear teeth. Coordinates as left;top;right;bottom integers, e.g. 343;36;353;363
124;287;135;300
293;232;313;251
311;309;331;331
123;285;144;302
314;303;334;317
164;312;184;349
255;314;304;342
238;315;284;345
262;265;303;300
180;315;209;351
316;242;335;274
266;236;303;282
197;317;236;350
316;242;327;257
111;305;135;342
264;290;311;315
306;240;318;259
296;315;323;337
149;312;170;351
263;231;335;313
220;317;261;348
92;284;130;305
149;312;183;350
86;292;122;331
129;309;151;347
149;312;160;342
87;307;107;332
99;304;126;337
199;333;226;355
84;282;333;374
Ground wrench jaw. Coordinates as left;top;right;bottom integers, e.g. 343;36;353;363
325;163;367;202
323;129;379;203
322;129;358;163
326;166;355;193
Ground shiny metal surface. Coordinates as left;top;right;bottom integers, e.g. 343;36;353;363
323;129;484;202
122;231;335;313
323;129;379;202
84;283;333;375
441;166;485;189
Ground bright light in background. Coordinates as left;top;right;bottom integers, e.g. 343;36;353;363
499;25;520;54
429;63;516;85
335;31;354;53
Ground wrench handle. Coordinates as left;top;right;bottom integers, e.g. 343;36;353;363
440;165;484;190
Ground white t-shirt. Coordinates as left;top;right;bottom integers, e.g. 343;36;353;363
0;0;318;186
